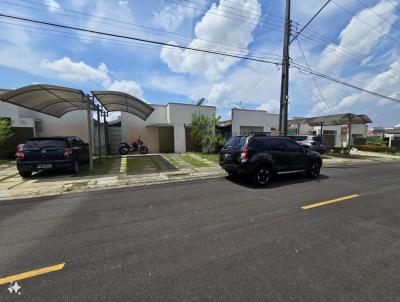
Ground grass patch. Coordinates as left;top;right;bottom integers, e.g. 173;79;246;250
77;158;116;176
181;154;209;168
163;154;184;169
0;160;14;171
126;157;145;174
126;155;177;175
323;153;376;160
195;152;219;163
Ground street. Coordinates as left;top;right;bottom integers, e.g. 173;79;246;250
0;162;399;301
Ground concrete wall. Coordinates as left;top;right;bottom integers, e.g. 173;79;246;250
167;103;216;125
121;112;160;153
0;101;89;141
231;109;279;136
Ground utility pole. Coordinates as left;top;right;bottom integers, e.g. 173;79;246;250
279;0;291;136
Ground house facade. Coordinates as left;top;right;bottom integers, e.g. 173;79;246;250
120;103;216;153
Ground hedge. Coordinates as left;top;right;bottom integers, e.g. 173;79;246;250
352;144;397;153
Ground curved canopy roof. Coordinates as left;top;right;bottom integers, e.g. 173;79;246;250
0;84;93;118
92;91;154;121
291;113;372;127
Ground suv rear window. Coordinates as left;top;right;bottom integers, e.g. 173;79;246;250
25;139;67;149
224;136;247;149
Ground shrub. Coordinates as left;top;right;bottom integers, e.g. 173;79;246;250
353;144;397;153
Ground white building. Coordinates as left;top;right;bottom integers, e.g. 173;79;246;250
120;102;216;153
218;109;280;138
289;114;372;148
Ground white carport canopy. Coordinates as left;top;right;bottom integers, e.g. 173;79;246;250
0;84;94;117
92;91;154;121
0;84;96;170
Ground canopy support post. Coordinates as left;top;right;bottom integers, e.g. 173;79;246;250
96;106;102;159
86;94;94;171
320;123;323;136
102;111;109;157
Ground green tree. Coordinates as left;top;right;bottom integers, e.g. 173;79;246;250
0;118;13;147
190;113;225;153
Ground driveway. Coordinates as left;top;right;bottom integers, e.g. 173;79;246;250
0;162;399;301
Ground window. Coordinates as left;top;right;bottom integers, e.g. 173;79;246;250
268;139;285;151
248;138;268;150
284;140;302;152
25;139;67;148
225;136;247;149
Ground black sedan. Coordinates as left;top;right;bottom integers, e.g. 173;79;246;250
16;136;89;178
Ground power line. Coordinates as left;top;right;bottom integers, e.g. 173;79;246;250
331;0;400;48
355;0;400;33
164;0;283;32
6;0;278;58
289;0;331;44
0;13;282;65
296;39;332;111
292;62;400;104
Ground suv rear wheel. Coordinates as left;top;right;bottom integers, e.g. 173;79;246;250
307;161;321;178
252;165;271;186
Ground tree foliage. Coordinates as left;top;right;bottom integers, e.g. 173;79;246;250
0;118;13;147
190;113;225;153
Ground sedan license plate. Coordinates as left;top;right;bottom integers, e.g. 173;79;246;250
37;163;52;169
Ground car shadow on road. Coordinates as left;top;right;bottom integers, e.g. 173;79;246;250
225;173;330;189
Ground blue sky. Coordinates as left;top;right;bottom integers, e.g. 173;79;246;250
0;0;399;126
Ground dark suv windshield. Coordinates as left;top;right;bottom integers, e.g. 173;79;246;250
25;139;67;149
224;136;247;149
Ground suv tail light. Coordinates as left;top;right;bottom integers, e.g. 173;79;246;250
240;147;249;162
64;147;73;158
15;147;24;160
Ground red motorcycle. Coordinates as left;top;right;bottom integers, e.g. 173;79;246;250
119;137;149;155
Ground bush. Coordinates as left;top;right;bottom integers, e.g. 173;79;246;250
353;144;397;153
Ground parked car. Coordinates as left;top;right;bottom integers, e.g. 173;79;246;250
287;135;327;154
219;134;322;186
15;136;89;178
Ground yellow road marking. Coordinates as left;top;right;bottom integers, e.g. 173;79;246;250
302;194;360;210
0;263;65;285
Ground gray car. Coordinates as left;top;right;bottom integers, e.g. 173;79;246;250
288;135;327;154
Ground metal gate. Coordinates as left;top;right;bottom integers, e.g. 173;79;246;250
108;127;121;155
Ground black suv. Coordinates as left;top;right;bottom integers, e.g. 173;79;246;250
16;136;90;178
219;135;322;186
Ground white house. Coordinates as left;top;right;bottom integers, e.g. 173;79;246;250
289;114;372;148
120;103;216;153
218;108;280;138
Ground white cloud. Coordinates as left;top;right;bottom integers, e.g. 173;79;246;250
207;83;233;107
118;1;130;11
40;57;111;86
107;80;144;99
44;0;60;12
160;0;262;81
256;99;279;113
318;0;398;71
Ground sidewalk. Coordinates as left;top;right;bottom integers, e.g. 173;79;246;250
1;152;399;201
0;154;225;201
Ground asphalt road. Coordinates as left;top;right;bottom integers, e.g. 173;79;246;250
0;162;399;301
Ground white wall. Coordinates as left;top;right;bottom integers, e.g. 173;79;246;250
231;109;279;136
167;103;216;125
